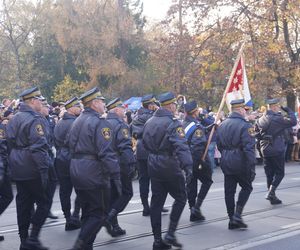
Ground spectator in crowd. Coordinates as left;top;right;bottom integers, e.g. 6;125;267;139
2;99;11;109
292;123;300;161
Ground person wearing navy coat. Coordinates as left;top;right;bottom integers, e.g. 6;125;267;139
143;92;193;250
40;97;59;220
105;98;136;237
6;87;51;250
54;97;82;231
130;94;158;216
216;99;256;230
255;98;297;204
182;100;213;222
0;122;13;242
68;88;119;250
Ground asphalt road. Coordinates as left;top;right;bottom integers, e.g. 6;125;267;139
1;161;300;250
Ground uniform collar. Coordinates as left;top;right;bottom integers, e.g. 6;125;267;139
154;108;174;117
19;103;39;115
83;107;100;116
63;112;77;120
106;112;122;120
137;107;152;115
229;111;246;121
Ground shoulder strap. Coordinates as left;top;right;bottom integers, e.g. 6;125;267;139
184;121;197;141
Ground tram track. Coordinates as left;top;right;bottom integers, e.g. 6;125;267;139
90;198;300;249
1;177;300;234
4;167;300;214
2;168;300;250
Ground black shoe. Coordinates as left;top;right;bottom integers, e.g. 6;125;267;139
190;207;205;222
0;235;4;241
153;239;171;250
164;233;182;248
270;198;282;205
228;216;248;230
23;237;48;250
47;212;58;220
266;193;282;205
65;218;81;231
266;195;282;205
110;225;126;237
162;207;169;213
228;220;240;230
190;213;205;222
142;207;150;216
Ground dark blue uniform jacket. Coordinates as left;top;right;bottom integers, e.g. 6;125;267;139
0;123;8;177
216;112;256;176
6;104;50;180
182;115;207;164
106;112;136;175
69;108;119;189
142;108;193;180
54;112;76;177
131;107;154;160
256;109;297;157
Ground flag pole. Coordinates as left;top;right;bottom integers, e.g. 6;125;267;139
201;42;246;163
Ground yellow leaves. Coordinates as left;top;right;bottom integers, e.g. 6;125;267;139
52;75;85;102
267;42;282;53
201;49;211;57
210;62;219;72
203;81;213;90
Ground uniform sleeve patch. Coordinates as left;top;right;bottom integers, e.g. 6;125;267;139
101;128;111;140
194;129;203;137
176;127;185;138
0;129;5;139
248;127;256;137
36;124;44;136
122;128;129;139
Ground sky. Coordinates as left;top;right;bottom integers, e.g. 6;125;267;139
142;0;173;21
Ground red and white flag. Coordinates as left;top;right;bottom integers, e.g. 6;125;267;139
296;96;300;119
225;54;253;110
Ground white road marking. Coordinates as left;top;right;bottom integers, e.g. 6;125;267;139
291;177;300;181
253;182;266;186
209;188;224;193
129;199;142;204
282;222;300;229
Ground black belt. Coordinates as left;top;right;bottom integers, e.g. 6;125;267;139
150;151;172;156
13;145;29;150
72;154;98;160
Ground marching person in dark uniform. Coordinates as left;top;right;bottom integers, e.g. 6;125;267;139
54;97;82;231
131;94;158;216
69;87;120;250
105;98;136;237
40;97;59;220
182;100;213;222
143;92;193;250
255;98;297;204
6;87;51;250
0;122;14;242
216;99;256;230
